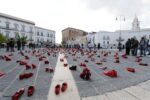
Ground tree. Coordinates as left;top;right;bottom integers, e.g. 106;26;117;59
0;33;7;43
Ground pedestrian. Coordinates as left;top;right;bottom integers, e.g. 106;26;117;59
6;39;10;52
125;38;131;55
118;42;122;52
148;35;150;55
132;37;139;56
139;37;146;56
10;38;15;52
97;43;100;49
17;39;21;50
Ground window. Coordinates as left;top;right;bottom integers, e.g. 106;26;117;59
103;41;105;44
37;32;39;36
29;27;33;33
103;36;106;40
50;34;53;38
47;33;49;37
107;41;109;44
14;23;19;31
107;36;110;40
37;38;40;43
41;32;43;36
21;25;25;32
5;22;10;29
5;31;10;38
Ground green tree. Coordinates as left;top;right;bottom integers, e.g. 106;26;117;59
0;33;7;43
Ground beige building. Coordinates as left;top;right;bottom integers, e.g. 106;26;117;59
62;27;87;46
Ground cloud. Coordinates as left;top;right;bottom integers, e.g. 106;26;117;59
81;0;150;16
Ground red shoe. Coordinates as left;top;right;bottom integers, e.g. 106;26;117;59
27;86;35;96
45;68;49;72
25;64;31;70
19;74;24;80
32;64;37;69
12;88;25;100
61;82;68;92
64;64;68;67
139;63;148;66
0;71;5;77
103;70;117;77
126;67;135;72
55;84;60;95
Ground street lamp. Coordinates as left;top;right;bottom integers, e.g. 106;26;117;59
116;15;125;51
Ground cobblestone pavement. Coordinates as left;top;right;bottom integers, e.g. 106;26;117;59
63;49;150;98
1;48;150;100
0;48;59;100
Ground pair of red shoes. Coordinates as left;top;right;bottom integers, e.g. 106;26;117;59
19;60;27;65
45;60;49;64
139;63;148;66
4;56;11;61
80;63;86;67
126;67;135;72
24;56;29;60
60;58;64;62
45;68;54;73
114;59;120;63
19;73;33;80
25;64;36;70
80;68;91;80
55;82;68;95
12;85;35;100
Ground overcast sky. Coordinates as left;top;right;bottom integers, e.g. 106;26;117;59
1;0;150;43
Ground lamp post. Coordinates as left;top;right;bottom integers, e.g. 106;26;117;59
116;15;125;51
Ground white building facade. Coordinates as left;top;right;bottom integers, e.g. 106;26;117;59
0;13;55;45
35;26;55;45
94;16;150;48
0;13;35;41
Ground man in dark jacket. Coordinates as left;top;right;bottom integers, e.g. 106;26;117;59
17;39;21;50
132;37;139;56
125;38;131;55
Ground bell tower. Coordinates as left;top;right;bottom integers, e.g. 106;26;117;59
132;15;140;31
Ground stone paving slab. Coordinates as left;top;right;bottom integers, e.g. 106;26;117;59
65;49;150;98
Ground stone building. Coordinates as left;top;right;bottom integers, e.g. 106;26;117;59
62;27;87;47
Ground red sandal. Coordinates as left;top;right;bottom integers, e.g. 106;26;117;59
55;84;60;95
61;82;68;92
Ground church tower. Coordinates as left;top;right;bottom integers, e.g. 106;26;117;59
132;15;140;31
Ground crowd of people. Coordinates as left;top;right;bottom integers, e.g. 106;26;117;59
125;36;150;56
6;38;26;52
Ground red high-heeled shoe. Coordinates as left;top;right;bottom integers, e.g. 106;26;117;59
61;82;68;92
55;84;60;95
27;86;35;96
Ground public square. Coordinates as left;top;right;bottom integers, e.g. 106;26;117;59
1;48;150;100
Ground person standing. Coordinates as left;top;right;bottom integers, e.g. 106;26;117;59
125;38;131;55
139;37;146;56
6;39;10;52
17;39;21;50
148;35;150;55
132;37;139;56
10;38;15;52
